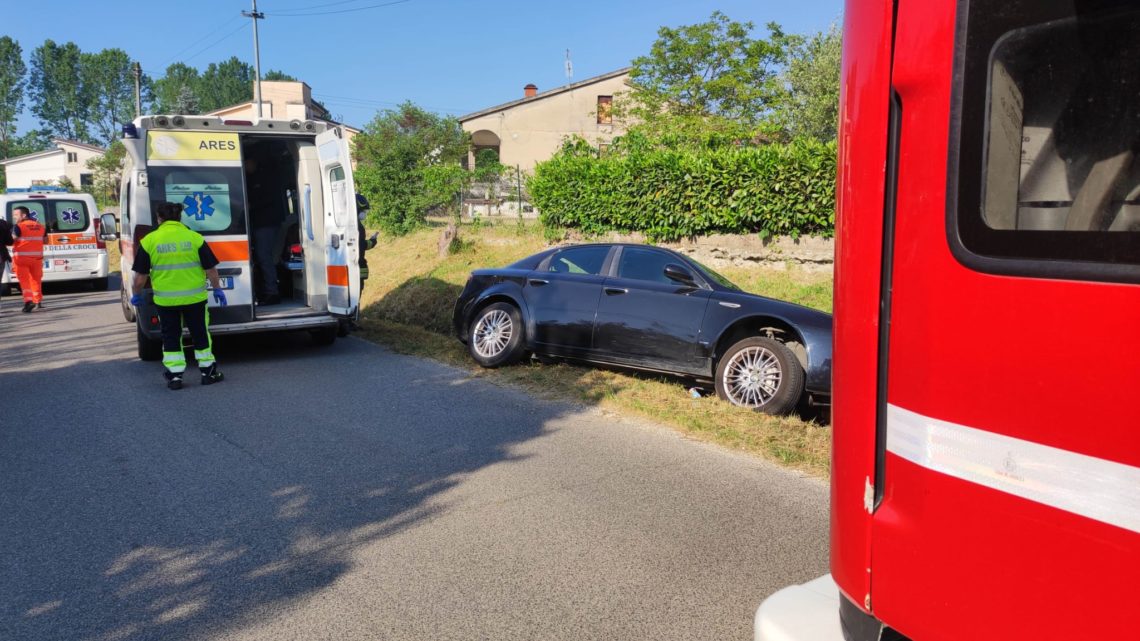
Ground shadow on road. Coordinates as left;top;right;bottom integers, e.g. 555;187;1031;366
1;277;573;641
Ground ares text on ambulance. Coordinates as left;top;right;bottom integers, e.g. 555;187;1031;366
107;115;362;361
1;187;111;296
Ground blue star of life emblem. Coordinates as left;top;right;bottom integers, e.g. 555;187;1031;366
61;208;81;224
182;193;215;221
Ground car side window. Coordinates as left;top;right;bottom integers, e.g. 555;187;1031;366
618;247;679;285
548;246;609;275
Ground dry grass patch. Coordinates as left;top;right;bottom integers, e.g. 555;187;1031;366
355;221;833;477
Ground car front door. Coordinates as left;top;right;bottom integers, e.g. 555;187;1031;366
593;247;712;374
524;245;612;354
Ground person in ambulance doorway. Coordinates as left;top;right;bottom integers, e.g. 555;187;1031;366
130;202;228;390
11;206;46;313
245;155;286;306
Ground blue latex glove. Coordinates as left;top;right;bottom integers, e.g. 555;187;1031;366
129;293;142;306
212;289;227;306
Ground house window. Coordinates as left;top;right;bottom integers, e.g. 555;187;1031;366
80;173;94;188
597;95;613;125
598;143;611;157
67;152;78;163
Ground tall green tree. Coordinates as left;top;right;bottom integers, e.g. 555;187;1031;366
85;140;125;205
262;69;297;81
0;36;27;158
29;40;91;142
627;12;792;125
83;48;140;146
352;102;470;235
197;57;254;112
153;62;201;114
776;24;842;141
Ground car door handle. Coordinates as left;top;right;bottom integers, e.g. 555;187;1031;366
528;278;549;286
604;287;628;296
330;233;340;249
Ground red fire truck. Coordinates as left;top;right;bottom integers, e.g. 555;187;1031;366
757;1;1140;639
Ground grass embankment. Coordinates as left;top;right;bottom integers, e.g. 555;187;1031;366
356;220;834;477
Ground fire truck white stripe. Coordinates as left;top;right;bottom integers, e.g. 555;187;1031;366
886;403;1140;534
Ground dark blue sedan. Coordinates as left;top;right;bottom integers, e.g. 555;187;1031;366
453;244;832;415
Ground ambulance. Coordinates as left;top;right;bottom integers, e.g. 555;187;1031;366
1;187;111;295
106;115;362;361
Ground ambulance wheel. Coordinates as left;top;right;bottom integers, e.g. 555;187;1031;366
92;277;109;291
120;284;136;323
311;326;337;346
137;324;162;362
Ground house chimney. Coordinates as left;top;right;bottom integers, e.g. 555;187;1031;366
524;83;538;98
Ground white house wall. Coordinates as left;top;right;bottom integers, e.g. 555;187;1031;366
4;152;67;188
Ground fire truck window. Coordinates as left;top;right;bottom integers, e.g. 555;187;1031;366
956;1;1140;276
983;8;1140;234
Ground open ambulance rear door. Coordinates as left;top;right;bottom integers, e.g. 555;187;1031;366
315;127;360;318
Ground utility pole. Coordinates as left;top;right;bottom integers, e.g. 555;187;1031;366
242;0;266;118
134;62;142;117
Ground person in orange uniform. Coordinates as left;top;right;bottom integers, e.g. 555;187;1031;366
11;206;45;313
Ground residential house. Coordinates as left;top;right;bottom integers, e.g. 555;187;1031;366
206;80;360;146
0;139;106;189
459;68;631;173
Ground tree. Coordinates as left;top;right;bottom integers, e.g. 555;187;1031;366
627;12;792;125
153;62;201;114
197;57;254;112
29;40;91;142
85;140;125;205
262;69;297;81
352;102;470;235
0;36;27;158
83;48;139;146
776;24;842;141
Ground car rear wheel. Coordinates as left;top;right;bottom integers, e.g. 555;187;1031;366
468;302;525;368
311;325;338;346
715;336;804;415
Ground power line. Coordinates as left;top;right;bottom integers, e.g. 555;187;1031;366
182;21;251;64
267;0;412;17
158;15;243;68
269;0;379;11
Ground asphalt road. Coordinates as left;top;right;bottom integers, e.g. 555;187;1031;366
0;275;829;641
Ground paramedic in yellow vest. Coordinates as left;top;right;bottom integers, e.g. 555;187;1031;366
130;202;227;390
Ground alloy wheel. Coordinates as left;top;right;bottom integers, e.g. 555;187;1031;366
722;346;782;408
473;309;514;358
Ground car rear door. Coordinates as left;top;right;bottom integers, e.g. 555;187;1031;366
593;246;711;374
315;127;360;317
524;245;612;354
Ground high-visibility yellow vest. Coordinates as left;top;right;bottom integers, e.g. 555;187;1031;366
141;220;208;307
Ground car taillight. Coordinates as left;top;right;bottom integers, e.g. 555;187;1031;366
290;243;303;257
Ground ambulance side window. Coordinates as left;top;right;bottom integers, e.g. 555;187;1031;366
329;165;348;226
120;176;131;234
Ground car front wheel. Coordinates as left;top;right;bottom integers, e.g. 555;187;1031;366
468;302;525;368
715;336;804;415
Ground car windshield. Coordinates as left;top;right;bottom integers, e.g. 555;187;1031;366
690;258;741;290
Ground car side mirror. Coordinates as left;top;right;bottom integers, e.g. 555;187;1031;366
664;263;696;285
99;213;119;240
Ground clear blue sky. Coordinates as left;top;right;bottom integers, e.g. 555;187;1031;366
7;0;842;131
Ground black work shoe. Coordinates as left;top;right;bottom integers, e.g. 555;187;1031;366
35;302;43;309
200;364;224;386
166;374;184;390
22;302;33;313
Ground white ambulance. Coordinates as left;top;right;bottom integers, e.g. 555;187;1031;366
105;115;362;361
1;187;111;295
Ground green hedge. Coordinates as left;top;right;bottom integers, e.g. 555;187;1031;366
527;139;836;241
